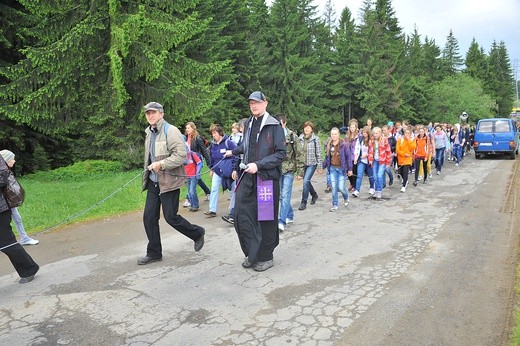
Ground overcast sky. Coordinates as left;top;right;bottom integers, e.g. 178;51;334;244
321;0;520;76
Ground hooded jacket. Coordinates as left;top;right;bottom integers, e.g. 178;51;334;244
0;158;10;212
232;112;286;181
142;118;187;193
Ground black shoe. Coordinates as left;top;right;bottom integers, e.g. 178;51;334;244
310;195;318;204
204;211;217;217
19;274;36;284
194;228;205;252
189;207;199;212
324;186;332;193
137;256;162;265
222;215;234;224
298;202;307;210
413;181;418;187
389;179;394;186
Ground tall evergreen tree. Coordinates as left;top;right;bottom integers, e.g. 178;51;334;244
464;38;488;82
329;6;360;125
441;30;464;74
266;0;325;129
486;41;515;116
356;0;405;125
0;0;227;165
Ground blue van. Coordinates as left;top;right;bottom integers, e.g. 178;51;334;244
473;118;519;159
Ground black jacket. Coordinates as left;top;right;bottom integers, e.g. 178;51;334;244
232;112;286;181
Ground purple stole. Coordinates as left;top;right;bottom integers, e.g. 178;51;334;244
257;176;274;221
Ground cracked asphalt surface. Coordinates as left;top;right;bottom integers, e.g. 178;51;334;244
1;154;518;345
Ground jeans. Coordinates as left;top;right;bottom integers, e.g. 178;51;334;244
187;177;199;208
326;167;331;187
355;161;374;192
11;207;30;241
279;172;294;225
329;166;349;206
301;165;317;203
209;173;223;213
372;160;386;192
435;147;446;171
453;144;462;164
384;165;393;186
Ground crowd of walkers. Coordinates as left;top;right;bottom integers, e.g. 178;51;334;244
180;117;473;233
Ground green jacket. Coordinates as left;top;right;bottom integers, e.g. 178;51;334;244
142;118;187;193
281;127;304;176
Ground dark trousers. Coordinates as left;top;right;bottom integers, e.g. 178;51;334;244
399;164;411;187
143;180;204;258
198;179;210;195
234;173;280;263
414;158;428;182
0;210;39;278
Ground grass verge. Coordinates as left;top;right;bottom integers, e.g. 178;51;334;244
15;160;210;234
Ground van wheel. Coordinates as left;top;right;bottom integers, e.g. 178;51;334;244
475;153;482;159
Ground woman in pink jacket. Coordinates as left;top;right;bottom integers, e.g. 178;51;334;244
368;127;392;199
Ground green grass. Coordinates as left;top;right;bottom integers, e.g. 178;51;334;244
15;160;211;234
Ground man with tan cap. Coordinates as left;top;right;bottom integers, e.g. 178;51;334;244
138;102;205;265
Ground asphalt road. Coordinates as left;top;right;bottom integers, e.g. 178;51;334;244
0;154;518;345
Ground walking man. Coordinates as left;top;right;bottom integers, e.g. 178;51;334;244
138;102;205;265
225;92;286;271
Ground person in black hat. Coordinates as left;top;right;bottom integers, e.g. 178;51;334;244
138;102;206;265
224;92;286;271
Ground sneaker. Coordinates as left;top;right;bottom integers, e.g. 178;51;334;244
375;191;382;199
204;194;210;201
189;207;199;212
344;200;349;207
369;188;375;195
204;211;217;217
324;186;332;193
222;215;234;224
286;218;294;224
428;173;432;179
182;200;191;208
20;238;39;245
242;257;254;268
455;163;459;167
310;194;318;204
298;202;307;210
423;179;427;184
436;170;440;175
330;205;338;212
413;180;418;187
353;190;359;197
278;222;285;231
400;186;406;193
253;260;274;272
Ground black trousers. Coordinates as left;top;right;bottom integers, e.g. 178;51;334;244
0;209;39;278
234;173;280;263
143;180;204;258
